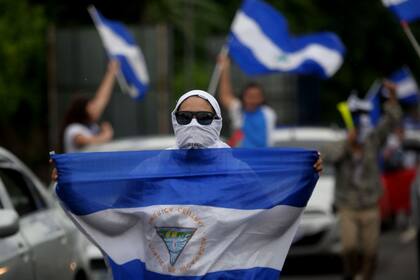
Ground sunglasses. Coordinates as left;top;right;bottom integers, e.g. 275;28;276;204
175;111;219;125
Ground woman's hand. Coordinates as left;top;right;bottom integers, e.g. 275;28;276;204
313;152;323;174
50;159;58;182
107;59;120;75
218;53;230;71
100;121;114;141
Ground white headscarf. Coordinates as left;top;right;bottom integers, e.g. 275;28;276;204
172;90;229;149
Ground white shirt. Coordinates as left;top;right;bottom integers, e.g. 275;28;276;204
64;123;98;153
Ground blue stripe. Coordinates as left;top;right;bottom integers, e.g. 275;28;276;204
241;0;290;48
400;94;419;104
390;67;414;83
54;148;318;215
108;257;281;280
116;54;148;100
387;0;420;22
97;11;137;46
390;67;419;103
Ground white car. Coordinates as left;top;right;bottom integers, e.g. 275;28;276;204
0;147;107;280
83;135;177;152
272;127;345;256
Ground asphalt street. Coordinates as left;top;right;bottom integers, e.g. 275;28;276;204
282;228;418;280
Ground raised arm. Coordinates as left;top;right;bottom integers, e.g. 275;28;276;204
87;60;119;121
372;80;402;145
218;54;237;109
73;122;113;148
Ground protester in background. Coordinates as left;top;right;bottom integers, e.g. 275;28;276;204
61;60;119;153
322;81;402;280
218;54;277;148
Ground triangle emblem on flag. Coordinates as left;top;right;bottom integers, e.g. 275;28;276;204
156;227;197;266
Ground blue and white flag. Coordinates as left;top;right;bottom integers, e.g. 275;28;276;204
382;0;420;22
365;81;383;126
389;67;419;104
53;148;318;280
89;7;150;100
228;0;345;79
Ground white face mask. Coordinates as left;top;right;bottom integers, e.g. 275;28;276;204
173;118;222;149
171;90;224;149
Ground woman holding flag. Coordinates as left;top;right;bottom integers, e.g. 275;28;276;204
61;60;119;153
218;54;277;148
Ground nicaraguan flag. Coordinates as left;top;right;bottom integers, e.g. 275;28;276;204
365;81;383;126
389;67;419;104
228;0;345;78
89;7;150;99
382;0;420;22
53;148;318;280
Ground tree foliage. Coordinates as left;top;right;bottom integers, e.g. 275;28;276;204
0;0;46;122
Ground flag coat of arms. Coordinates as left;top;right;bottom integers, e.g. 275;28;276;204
228;0;345;78
89;7;150;100
53;148;319;279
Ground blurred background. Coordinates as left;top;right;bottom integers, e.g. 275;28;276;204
1;0;418;182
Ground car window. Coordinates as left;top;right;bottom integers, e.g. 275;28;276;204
0;168;46;216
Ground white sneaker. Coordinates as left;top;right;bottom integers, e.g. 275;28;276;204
400;226;417;243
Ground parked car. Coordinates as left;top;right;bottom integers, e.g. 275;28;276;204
0;147;107;280
272;127;345;256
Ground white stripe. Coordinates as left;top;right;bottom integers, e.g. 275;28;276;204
262;106;276;146
397;77;418;98
97;24;150;85
232;12;343;77
71;204;303;276
382;0;408;7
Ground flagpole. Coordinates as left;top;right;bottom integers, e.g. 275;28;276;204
365;79;381;100
207;46;228;96
401;21;420;60
87;5;131;95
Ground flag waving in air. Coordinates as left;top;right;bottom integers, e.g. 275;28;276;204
227;0;345;78
53;148;319;280
382;0;420;22
89;6;150;100
389;67;419;104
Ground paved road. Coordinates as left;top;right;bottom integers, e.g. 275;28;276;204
282;229;418;280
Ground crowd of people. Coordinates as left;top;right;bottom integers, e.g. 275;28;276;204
54;52;420;280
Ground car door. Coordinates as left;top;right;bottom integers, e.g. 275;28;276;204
0;177;34;280
0;167;75;280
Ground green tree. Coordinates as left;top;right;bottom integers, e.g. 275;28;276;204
0;0;46;122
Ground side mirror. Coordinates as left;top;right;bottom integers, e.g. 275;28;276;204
0;209;19;238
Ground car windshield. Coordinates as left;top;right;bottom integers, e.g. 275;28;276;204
273;140;334;176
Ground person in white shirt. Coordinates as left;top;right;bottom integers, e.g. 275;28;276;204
218;54;277;148
61;60;119;153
